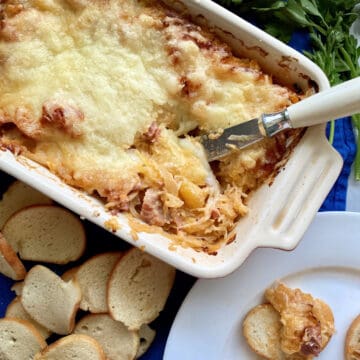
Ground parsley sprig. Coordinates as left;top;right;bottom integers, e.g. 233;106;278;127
217;0;360;180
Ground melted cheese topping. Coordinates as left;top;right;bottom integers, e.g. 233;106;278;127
0;0;302;251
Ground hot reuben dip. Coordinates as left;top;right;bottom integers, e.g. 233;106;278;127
0;0;306;252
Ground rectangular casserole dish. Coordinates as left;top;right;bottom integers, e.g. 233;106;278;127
0;0;343;278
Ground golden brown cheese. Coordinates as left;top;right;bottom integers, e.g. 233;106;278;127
0;0;302;251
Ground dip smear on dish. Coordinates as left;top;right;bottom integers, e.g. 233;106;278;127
0;0;305;252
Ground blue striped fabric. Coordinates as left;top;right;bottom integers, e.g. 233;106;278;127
320;118;356;211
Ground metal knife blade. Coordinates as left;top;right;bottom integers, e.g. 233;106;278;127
200;110;292;161
200;117;264;162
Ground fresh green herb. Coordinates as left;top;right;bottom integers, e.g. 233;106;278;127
217;0;360;180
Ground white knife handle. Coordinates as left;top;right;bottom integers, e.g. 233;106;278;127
287;76;360;128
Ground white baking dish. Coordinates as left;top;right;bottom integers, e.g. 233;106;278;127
0;0;343;278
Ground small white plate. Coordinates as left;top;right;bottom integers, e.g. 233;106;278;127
164;212;360;359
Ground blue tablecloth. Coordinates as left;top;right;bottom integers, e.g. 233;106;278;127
0;17;357;360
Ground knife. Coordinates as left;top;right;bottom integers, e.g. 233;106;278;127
201;76;360;161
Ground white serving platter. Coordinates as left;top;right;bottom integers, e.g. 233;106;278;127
164;212;360;359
